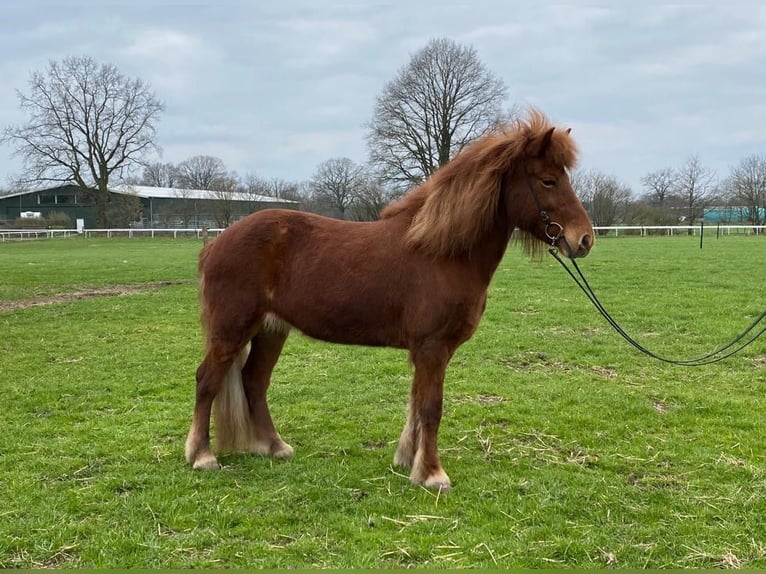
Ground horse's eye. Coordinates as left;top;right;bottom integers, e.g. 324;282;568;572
541;178;556;188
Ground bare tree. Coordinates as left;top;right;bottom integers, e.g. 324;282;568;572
173;156;232;227
623;199;679;227
176;155;228;190
245;173;301;201
674;154;716;225
240;172;268;213
723;154;766;225
240;173;301;212
571;169;632;230
641;167;675;208
349;172;396;221
1;56;164;227
310;157;365;219
367;37;510;189
171;187;197;227
1;179;28;197
242;172;267;193
208;173;240;227
265;177;301;201
141;161;179;188
108;193;143;228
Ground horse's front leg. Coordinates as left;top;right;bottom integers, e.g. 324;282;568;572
395;346;453;490
394;397;417;469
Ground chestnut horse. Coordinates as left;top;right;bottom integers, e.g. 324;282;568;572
185;110;594;490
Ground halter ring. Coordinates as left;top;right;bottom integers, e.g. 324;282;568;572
545;221;564;244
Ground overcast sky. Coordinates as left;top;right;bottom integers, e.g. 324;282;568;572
1;1;765;193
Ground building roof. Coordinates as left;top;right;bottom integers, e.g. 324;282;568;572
111;184;295;203
0;184;297;204
0;185;81;200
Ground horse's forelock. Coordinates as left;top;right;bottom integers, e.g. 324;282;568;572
519;109;579;170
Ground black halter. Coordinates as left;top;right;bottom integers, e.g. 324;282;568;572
524;173;564;248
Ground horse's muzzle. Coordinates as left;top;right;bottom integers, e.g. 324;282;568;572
559;232;593;259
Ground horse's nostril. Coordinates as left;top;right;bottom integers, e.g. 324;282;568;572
580;234;592;250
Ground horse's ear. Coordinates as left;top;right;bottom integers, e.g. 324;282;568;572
534;127;556;158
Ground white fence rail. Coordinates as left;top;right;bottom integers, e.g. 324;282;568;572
0;227;225;242
0;229;79;241
593;225;765;236
81;227;225;239
2;224;765;242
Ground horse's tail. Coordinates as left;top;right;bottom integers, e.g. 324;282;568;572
197;241;214;344
213;345;253;453
198;240;253;453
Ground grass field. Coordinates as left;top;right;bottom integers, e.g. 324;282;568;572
1;234;765;568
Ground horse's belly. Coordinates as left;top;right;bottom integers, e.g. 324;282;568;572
286;306;406;348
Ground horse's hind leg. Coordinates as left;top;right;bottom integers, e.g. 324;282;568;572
242;318;293;458
185;351;238;469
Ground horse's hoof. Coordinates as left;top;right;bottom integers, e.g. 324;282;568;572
251;438;294;458
421;469;452;491
272;442;294;459
192;454;221;470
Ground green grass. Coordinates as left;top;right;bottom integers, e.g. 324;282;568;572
1;234;765;568
0;237;196;300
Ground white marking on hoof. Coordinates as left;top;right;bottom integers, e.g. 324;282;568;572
192;453;221;470
272;441;294;459
422;469;452;491
251;438;294;458
409;450;451;489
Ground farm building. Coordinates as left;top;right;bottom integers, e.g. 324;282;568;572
0;184;298;228
703;206;766;223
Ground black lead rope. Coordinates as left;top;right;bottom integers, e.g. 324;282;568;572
548;246;766;366
522;172;764;365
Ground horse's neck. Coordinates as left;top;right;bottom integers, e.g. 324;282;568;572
384;198;512;281
466;214;513;283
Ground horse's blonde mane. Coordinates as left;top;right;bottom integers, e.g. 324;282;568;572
381;109;578;256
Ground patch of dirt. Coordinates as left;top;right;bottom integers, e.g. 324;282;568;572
652;400;671;414
502;351;571;372
591;366;618;379
0;280;188;313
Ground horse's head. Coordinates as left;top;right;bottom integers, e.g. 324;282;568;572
505;120;594;259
